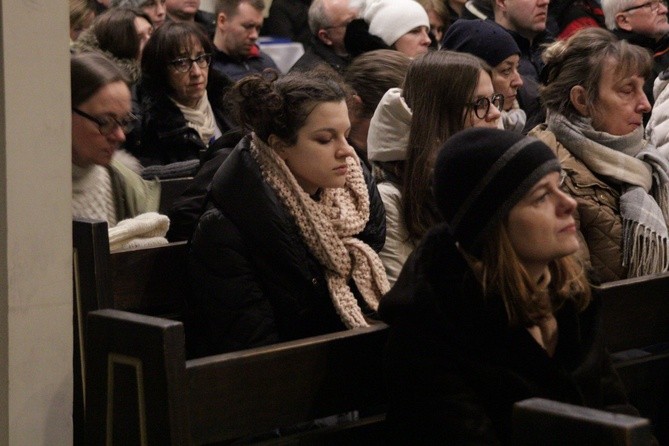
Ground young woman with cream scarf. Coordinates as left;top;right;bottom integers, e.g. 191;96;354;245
530;28;669;283
188;70;388;356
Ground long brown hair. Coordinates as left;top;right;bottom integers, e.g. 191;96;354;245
402;51;490;241
475;221;591;327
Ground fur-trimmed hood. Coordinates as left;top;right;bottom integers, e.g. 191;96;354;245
71;28;141;84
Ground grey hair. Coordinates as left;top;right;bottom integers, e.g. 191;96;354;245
308;0;332;35
601;0;640;29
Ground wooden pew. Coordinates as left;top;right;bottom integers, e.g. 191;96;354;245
72;218;189;445
75;216;669;444
85;309;388;445
513;398;653;445
73;218;189;331
596;273;669;444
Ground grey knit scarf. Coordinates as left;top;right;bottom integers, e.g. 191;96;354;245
548;113;669;277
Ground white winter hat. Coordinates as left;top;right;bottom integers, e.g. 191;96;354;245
364;0;430;47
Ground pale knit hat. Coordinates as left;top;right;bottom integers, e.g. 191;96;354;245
367;88;412;162
364;0;429;46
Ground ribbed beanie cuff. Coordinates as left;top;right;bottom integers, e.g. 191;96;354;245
434;128;561;255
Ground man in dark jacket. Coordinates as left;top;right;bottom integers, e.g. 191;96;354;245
211;0;278;81
290;0;359;73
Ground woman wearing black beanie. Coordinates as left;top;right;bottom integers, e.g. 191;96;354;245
379;127;643;444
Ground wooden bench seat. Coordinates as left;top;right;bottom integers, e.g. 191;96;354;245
73;218;190;444
513;398;653;445
74;217;669;444
85;309;388;445
596;273;669;444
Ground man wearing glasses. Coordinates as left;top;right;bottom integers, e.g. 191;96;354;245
603;0;669;106
211;0;278;81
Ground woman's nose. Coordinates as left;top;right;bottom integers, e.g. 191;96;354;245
556;188;577;215
637;92;652;114
337;138;356;158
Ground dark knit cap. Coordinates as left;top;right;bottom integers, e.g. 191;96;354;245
442;19;520;68
434;128;561;255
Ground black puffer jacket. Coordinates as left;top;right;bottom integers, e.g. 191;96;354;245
188;136;386;356
380;224;640;445
133;71;234;166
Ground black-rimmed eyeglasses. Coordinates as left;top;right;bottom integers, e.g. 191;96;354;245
623;0;667;13
467;94;505;119
168;53;212;73
72;108;138;135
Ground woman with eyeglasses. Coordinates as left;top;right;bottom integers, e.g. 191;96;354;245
71;52;160;226
380;128;644;444
530;28;669;282
137;21;234;166
443;19;527;132
367;50;501;285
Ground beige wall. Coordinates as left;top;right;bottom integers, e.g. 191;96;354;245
0;0;72;444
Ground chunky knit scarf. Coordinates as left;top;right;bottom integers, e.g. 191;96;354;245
72;163;118;227
172;94;219;146
548;113;669;277
250;134;390;328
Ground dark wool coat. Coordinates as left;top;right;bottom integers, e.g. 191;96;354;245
188;136;387;356
289;37;350;74
210;47;278;82
379;224;639;445
134;71;234;166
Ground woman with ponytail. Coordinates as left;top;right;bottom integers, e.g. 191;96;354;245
188;69;388;355
531;27;667;282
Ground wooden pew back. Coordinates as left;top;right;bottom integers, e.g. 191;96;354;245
73;218;190;444
513;398;653;445
597;272;669;354
85;309;388;445
596;273;669;443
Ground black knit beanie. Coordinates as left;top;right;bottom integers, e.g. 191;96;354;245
434;128;561;256
442;19;520;68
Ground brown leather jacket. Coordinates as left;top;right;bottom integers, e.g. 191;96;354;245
530;126;627;282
